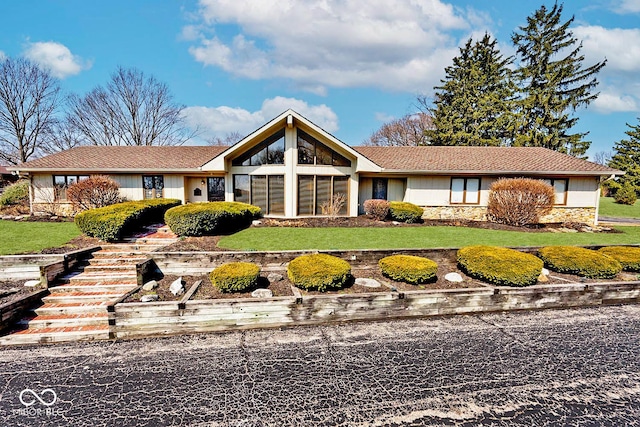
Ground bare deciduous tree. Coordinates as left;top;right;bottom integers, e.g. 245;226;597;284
0;57;60;164
40;119;85;155
591;150;613;166
364;113;434;146
207;131;243;146
67;67;195;146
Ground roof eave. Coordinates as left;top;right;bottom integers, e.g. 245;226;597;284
10;167;204;174
375;169;623;176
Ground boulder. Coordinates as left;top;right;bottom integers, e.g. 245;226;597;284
444;272;464;283
169;277;185;296
267;272;284;283
537;273;549;283
541;268;550;276
142;280;158;291
252;220;262;226
251;288;273;298
23;280;41;288
355;278;382;288
140;294;159;302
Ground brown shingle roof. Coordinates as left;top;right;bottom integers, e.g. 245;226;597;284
354;146;620;175
12;146;228;172
0;165;10;175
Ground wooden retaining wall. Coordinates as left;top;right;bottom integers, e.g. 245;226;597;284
111;281;640;339
0;289;49;332
0;255;63;280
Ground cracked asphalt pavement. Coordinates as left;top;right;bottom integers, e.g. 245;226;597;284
1;305;639;426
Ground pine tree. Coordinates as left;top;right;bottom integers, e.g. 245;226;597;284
426;33;515;146
512;3;606;158
609;118;640;191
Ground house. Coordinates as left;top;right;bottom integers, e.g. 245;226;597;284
9;109;621;225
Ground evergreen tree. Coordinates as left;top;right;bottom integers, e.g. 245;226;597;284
609;118;640;191
512;2;606;158
426;33;515;146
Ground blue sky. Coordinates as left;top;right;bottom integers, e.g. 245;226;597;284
1;0;639;158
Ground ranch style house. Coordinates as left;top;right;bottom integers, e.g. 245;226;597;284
9;109;622;225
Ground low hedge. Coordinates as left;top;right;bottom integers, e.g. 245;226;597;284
75;198;181;242
389;201;423;223
0;180;29;206
164;202;262;237
598;246;640;272
210;262;261;293
538;246;622;279
457;245;543;287
287;254;351;292
379;255;438;284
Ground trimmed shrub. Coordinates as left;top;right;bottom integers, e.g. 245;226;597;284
614;182;637;205
379;254;438;284
210;262;261;293
457;245;543;287
487;178;555;226
364;199;390;221
388;201;423;223
538;246;622;279
598;246;640;272
66;175;121;212
75;198;181;242
288;254;351;292
164;202;262;237
0;179;29;207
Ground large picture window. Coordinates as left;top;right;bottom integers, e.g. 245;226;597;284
297;130;350;167
143;175;164;199
232;130;285;166
297;175;349;215
542;178;568;205
233;174;284;215
450;177;480;204
53;175;89;201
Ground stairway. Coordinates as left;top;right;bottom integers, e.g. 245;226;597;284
0;225;177;345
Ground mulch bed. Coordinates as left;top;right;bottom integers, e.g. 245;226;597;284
0;280;44;306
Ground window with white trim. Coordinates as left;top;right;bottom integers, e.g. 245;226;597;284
53;175;89;201
542;178;568;205
450;178;480;204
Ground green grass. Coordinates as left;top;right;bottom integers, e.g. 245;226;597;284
599;197;640;218
218;226;640;251
0;220;81;255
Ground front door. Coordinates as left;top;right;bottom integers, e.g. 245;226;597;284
207;177;225;202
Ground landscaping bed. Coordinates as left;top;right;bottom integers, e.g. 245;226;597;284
0;280;43;306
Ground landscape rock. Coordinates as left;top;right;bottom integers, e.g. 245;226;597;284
392;221;401;225
355;278;382;288
252;220;262;226
23;280;41;288
142;280;159;291
0;215;13;220
444;272;464;283
13;215;25;221
251;288;273;298
537;273;549;283
267;272;284;283
140;294;159;302
541;268;550;276
169;277;185;296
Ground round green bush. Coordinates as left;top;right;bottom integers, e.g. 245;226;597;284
164;202;262;237
538;246;622;279
210;262;261;293
287;254;351;292
614;182;637;205
379;255;438;284
457;245;543;287
388;201;423;223
0;179;29;206
598;246;640;272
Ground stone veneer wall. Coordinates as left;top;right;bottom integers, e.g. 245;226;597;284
421;206;597;225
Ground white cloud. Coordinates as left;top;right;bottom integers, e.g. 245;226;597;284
186;0;471;93
574;26;640;72
592;90;639;113
182;96;339;140
612;0;640;13
23;41;91;78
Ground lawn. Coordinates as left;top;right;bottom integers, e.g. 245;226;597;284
0;220;81;255
599;197;640;218
218;225;640;251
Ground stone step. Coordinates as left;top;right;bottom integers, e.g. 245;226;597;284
84;264;138;273
0;325;110;345
88;257;147;265
17;312;109;329
34;301;110;316
64;273;138;286
43;290;124;304
51;283;137;293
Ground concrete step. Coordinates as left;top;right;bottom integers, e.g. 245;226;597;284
43;290;125;304
0;325;110;345
17;312;109;329
34;301;110;316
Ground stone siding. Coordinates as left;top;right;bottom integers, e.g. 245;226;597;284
421;206;597;225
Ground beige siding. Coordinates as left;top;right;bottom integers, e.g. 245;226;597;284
388;179;407;202
566;177;598;207
31;174;54;204
358;178;373;213
406;176;451;206
111;174;143;201
163;175;185;202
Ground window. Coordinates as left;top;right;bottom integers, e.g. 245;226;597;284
233;174;285;215
372;178;388;200
297;175;349;215
543;179;568;205
232;130;285;166
297;130;351;166
143;175;164;199
450;178;480;204
53;175;89;200
207;177;225;202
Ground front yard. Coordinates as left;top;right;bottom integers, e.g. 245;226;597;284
0;219;81;255
599;197;640;218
